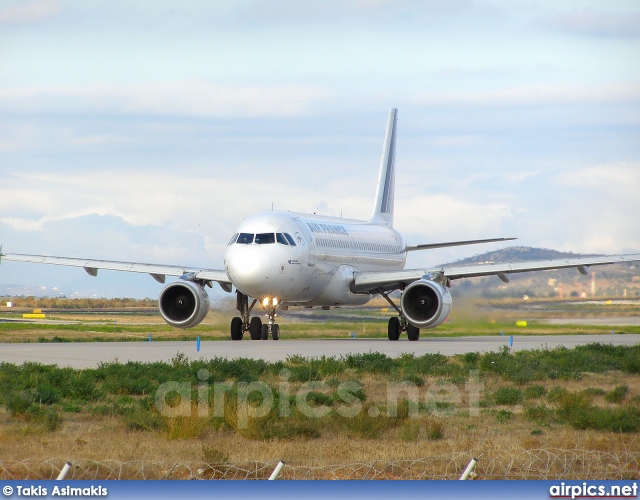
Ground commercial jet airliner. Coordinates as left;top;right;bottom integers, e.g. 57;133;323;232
2;108;640;341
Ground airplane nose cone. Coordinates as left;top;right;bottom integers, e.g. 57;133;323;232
225;246;273;295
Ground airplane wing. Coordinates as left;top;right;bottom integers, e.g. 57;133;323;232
0;251;233;292
406;237;516;251
351;253;640;293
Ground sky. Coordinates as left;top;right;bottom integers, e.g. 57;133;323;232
1;0;639;299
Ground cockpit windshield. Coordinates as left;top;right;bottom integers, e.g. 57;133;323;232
236;233;254;244
255;233;275;244
233;232;296;246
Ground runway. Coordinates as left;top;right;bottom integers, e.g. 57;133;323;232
0;334;638;369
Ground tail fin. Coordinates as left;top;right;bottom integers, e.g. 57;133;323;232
369;107;397;227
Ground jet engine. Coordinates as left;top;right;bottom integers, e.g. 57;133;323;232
159;280;210;329
400;279;452;329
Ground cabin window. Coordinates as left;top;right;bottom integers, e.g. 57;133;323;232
255;233;276;244
237;233;254;244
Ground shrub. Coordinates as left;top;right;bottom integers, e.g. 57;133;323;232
496;410;514;423
305;391;334;407
4;392;61;431
408;353;464;377
622;350;640;374
582;387;606;397
525;404;554;423
424;419;445;440
605;385;629;404
398;420;421;442
524;385;547;400
462;352;480;365
493;387;523;405
553;390;640;433
34;385;60;405
547;387;568;403
402;374;425;387
344;352;395;374
163;410;211;440
5;392;34;417
334;404;397;438
124;408;165;432
288;365;321;383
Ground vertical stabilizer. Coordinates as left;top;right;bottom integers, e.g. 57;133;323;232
369;107;397;227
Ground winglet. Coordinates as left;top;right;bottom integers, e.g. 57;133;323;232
369;108;397;227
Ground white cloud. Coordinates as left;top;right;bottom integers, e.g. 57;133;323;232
555;162;640;196
411;82;640;108
0;1;62;24
394;193;513;240
0;82;333;118
545;8;640;38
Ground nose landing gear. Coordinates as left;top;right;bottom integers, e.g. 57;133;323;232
260;296;280;341
230;291;280;341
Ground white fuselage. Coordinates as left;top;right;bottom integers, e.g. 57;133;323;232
224;211;407;307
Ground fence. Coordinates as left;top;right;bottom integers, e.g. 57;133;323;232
0;450;638;480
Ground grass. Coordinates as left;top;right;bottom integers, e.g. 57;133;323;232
2;296;640;343
0;301;639;475
0;344;637;446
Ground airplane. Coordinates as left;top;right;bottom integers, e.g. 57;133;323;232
2;108;640;342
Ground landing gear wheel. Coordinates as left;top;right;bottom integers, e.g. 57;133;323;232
249;317;262;340
407;324;420;341
388;317;400;341
230;317;243;341
272;324;279;340
260;324;269;340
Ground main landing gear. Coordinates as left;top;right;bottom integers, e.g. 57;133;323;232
230;291;280;341
379;290;420;341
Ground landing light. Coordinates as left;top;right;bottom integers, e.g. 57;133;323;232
261;296;279;308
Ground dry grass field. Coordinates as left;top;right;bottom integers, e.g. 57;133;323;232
0;299;638;479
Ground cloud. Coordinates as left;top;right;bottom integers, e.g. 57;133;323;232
544;8;640;38
394;193;513;240
411;82;640;108
555;162;640;197
0;1;62;24
0;82;333;119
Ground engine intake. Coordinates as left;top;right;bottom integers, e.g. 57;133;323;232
159;280;210;329
401;279;452;329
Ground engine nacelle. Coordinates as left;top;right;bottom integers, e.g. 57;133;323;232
159;280;210;329
401;279;452;329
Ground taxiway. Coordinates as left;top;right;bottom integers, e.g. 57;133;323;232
0;334;637;368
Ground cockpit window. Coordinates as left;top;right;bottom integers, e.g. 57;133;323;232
236;233;254;244
228;233;238;245
255;233;275;244
276;233;288;245
284;233;296;246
